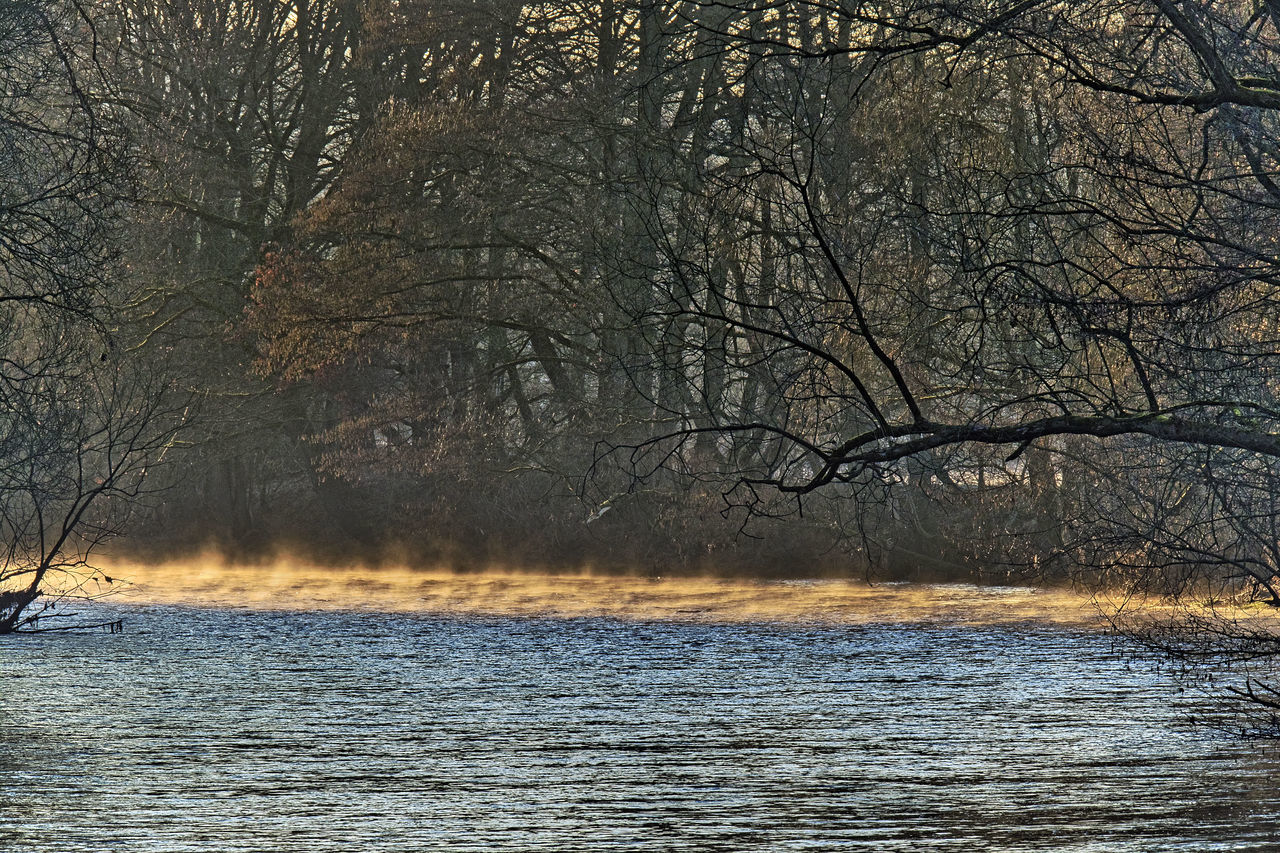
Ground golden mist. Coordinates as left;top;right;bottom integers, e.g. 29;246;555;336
99;553;1107;626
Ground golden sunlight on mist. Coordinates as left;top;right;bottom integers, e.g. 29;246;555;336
100;557;1109;626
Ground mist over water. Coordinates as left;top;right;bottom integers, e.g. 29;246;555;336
4;582;1280;851
104;558;1105;626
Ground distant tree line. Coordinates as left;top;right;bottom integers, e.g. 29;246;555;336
111;0;1280;707
11;0;1280;704
104;0;1280;592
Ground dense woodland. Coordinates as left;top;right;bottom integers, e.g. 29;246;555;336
8;0;1280;703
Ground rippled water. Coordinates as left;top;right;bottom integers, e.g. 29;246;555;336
3;602;1279;851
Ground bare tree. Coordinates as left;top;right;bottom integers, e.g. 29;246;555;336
0;357;177;632
597;3;1275;536
568;0;1280;712
98;0;366;551
0;1;174;633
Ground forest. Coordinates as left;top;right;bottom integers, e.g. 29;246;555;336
5;0;1280;704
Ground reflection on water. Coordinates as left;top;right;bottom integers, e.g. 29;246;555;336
2;602;1279;851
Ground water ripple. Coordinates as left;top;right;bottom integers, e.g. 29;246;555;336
1;604;1277;851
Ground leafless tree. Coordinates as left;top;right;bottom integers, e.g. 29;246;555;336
569;0;1280;712
0;1;176;633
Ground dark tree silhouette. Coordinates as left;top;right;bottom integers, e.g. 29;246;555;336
0;1;174;633
590;0;1280;711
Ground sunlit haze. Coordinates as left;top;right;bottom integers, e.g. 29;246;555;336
103;557;1106;626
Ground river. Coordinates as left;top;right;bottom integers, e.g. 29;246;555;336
2;580;1279;851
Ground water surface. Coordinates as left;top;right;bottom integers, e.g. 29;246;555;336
2;602;1277;851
